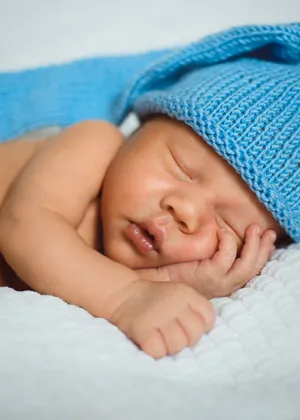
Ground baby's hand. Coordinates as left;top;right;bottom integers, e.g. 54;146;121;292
163;224;277;298
105;280;215;359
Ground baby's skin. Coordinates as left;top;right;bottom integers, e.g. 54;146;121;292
0;117;282;358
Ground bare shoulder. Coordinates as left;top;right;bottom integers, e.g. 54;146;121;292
41;120;125;203
0;138;45;207
48;120;124;164
59;120;124;147
1;121;124;227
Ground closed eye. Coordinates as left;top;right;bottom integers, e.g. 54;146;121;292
168;146;192;181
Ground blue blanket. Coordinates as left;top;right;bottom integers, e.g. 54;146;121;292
0;50;168;142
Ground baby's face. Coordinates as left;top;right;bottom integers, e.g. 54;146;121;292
101;116;284;269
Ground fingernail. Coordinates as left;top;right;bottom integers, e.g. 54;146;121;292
255;225;261;235
270;232;277;242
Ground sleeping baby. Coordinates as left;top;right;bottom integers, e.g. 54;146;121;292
0;24;298;359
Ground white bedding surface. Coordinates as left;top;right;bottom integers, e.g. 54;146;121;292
1;244;300;420
1;1;300;419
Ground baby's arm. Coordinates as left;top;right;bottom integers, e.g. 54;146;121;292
0;121;215;358
0;121;140;318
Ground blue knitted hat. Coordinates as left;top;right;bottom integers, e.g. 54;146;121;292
117;23;300;242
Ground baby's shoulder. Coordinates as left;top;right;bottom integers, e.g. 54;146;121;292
66;120;124;149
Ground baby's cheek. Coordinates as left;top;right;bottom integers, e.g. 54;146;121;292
167;236;217;263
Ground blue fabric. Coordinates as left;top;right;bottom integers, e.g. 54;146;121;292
0;50;169;142
120;23;300;243
0;23;299;242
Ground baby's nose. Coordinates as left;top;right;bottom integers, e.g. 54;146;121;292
161;187;217;234
176;198;215;234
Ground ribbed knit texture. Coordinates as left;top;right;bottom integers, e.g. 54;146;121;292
118;23;300;243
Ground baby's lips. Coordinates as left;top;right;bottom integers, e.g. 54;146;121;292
138;220;165;252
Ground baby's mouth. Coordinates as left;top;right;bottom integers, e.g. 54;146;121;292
125;223;157;255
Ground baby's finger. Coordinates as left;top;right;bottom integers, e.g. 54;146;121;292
188;294;216;333
227;224;262;282
176;311;205;347
158;320;189;355
255;229;276;268
140;328;167;359
209;229;237;276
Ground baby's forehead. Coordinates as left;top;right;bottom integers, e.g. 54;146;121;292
129;117;242;181
135;116;224;160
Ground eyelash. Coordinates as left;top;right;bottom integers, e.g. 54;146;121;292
170;150;193;181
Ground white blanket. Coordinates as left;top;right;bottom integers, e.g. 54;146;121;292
1;1;300;419
1;244;300;420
